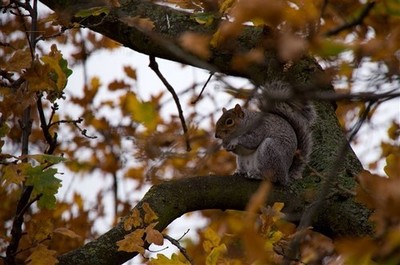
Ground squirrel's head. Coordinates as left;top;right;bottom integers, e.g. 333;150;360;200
215;104;245;139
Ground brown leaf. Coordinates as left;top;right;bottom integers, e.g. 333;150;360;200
116;229;145;254
26;244;58;265
7;49;32;71
143;202;158;224
120;16;155;31
145;223;164;246
53;227;81;239
179;32;211;59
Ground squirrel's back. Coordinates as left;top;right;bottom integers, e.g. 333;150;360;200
258;81;316;179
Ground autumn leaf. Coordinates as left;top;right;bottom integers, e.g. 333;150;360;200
119;16;155;31
123;92;160;132
123;65;137;80
145;222;164;246
206;243;227;265
123;208;143;231
149;253;190;265
180;32;211;59
202;228;221;253
53;227;81;239
6;48;32;72
108;80;130;91
26;244;58;265
41;44;72;93
143;202;158;224
2;163;26;185
385;153;400;179
116;229;145;254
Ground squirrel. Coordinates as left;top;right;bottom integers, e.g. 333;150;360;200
215;80;315;185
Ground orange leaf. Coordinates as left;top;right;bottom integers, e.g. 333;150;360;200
117;229;145;254
145;223;164;246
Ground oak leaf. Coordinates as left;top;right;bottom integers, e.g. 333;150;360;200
26;244;58;265
116;229;145;254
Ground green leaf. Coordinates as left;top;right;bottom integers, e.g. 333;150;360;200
75;6;110;18
25;165;62;209
26;154;66;165
192;13;215;26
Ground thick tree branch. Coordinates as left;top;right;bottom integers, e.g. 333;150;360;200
57;175;372;265
39;0;271;79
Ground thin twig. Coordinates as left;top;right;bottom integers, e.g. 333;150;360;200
37;96;57;154
149;55;191;151
191;72;214;104
164;231;193;265
283;100;375;264
325;1;376;36
6;1;38;262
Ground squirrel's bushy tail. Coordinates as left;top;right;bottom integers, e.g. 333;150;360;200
258;80;316;179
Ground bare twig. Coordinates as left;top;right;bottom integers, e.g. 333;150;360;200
191;72;214;104
283;100;375;264
163;230;193;265
37;96;58;154
325;1;376;36
49;117;97;139
149;55;191;151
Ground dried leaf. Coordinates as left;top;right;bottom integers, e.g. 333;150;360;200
143;202;158;224
145;223;164;246
26;244;58;265
120;16;155;31
116;229;145;254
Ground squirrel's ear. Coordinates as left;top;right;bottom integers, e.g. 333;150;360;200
222;107;227;113
234;104;244;118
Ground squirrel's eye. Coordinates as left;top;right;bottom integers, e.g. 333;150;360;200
225;118;234;126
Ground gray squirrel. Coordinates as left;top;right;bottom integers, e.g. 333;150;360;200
215;80;315;185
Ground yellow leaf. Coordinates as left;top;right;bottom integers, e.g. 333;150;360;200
206;243;227;265
149;253;190;265
2;163;26;185
26;244;58;265
41;45;67;91
384;153;400;179
143;202;158;224
124;92;159;132
145;223;164;246
245;181;270;213
202;228;221;253
116;229;145;254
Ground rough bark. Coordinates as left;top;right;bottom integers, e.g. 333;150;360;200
36;0;374;264
57;176;371;265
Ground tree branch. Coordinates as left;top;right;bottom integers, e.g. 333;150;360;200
57;175;372;265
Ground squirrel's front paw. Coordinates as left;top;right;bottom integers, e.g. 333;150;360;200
224;138;239;151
